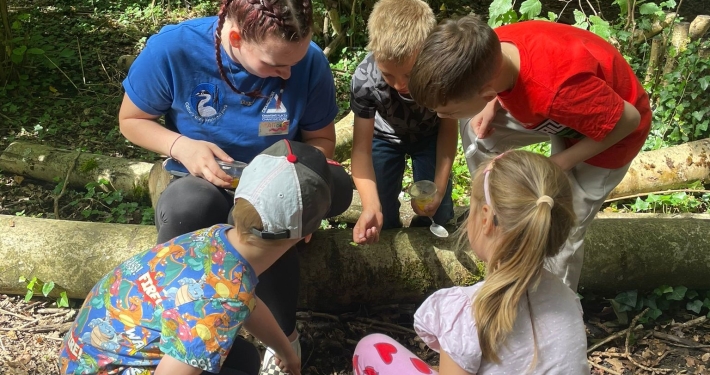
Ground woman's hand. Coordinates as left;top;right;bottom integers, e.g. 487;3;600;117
119;94;236;189
171;136;234;188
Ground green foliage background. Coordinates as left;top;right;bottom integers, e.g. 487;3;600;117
0;0;708;219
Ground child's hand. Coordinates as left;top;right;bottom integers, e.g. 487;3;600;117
275;351;301;375
353;208;383;244
411;191;443;217
470;98;499;139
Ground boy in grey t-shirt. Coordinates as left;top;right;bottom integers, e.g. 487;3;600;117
350;0;457;244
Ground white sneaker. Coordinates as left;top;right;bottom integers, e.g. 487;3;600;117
260;334;301;375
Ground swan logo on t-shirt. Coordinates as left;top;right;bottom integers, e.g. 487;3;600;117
185;83;228;122
259;91;290;136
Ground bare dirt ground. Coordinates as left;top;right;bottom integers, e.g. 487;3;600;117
2;293;710;375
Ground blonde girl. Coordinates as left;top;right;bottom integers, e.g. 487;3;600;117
353;150;589;374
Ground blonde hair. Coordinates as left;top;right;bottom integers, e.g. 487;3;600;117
409;14;501;108
232;198;293;246
465;150;575;364
366;0;436;63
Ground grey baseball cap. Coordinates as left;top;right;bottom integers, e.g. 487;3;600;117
234;140;353;240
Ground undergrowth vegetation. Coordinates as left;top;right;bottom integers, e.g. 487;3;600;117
1;0;708;216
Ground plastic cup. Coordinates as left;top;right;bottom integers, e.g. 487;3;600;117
409;180;437;212
216;159;247;189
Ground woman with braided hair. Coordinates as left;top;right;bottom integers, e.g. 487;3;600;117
118;1;339;374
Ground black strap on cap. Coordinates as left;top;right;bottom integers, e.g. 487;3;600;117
251;227;290;240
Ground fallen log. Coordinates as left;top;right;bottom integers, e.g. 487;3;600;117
644;35;665;85
0;141;154;199
632;12;678;43
1;213;710;310
329;139;710;209
333;111;354;163
580;214;710;293
663;21;691;75
606;138;710;199
0;214;478;311
4;137;709;209
689;15;710;40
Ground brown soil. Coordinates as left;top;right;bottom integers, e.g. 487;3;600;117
2;294;710;375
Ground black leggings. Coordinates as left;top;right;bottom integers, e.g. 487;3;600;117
156;176;299;336
202;336;261;375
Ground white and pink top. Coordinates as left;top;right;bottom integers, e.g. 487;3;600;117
354;270;589;375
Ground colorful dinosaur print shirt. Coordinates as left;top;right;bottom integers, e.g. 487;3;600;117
58;224;258;375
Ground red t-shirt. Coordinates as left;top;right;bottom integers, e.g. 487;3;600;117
495;21;651;169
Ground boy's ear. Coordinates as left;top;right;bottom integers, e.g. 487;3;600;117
304;233;313;243
479;85;498;102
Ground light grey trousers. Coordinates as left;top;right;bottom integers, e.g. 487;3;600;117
460;109;631;291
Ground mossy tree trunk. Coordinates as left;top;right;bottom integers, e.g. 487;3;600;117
0;141;155;199
2;214;710;310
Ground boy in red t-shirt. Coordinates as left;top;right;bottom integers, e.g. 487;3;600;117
408;15;651;291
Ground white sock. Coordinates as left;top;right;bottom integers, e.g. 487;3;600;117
290;333;301;358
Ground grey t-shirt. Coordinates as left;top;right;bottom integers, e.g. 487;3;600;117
350;54;440;144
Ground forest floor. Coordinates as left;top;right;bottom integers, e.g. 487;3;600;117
2;292;710;375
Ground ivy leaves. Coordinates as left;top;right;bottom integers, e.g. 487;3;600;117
612;286;710;325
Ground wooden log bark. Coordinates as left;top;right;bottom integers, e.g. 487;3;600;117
323;33;345;58
644;36;665;85
606;138;710;199
0;141;154;199
663;22;691;75
2;214;710;310
5;137;707;211
633;12;678;43
148;160;170;209
579;214;710;293
689;15;710;40
0;214;480;310
333;111;354;163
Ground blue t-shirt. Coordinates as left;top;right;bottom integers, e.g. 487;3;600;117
58;225;258;374
123;17;339;163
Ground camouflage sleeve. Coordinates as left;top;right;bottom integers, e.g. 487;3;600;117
350;57;377;119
